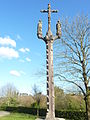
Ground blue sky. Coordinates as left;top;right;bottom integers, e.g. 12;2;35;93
0;0;90;94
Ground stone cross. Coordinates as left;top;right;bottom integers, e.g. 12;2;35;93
37;4;61;120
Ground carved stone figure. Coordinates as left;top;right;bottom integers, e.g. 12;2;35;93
37;20;42;38
56;20;61;37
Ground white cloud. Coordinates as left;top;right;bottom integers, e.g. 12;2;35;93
0;47;19;59
26;57;31;62
0;36;16;47
10;70;21;77
16;35;22;40
19;48;26;53
10;70;26;77
19;48;30;53
25;48;30;52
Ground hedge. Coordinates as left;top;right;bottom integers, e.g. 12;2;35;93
55;110;86;120
3;106;37;115
1;106;86;120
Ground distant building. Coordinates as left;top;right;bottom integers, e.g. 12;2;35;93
20;93;28;96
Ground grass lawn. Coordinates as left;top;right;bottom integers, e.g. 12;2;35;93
0;113;37;120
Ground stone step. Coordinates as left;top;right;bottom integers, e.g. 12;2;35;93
35;118;65;120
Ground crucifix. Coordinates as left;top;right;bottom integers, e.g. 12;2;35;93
37;4;61;120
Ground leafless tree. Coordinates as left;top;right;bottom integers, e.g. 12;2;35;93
0;83;19;106
54;15;90;120
32;84;42;116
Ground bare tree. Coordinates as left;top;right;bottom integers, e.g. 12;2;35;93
54;15;90;120
32;84;42;116
0;83;19;106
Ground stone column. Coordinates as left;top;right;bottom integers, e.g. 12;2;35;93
46;40;55;120
37;4;61;120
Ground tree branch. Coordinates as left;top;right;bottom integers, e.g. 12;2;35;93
57;74;86;97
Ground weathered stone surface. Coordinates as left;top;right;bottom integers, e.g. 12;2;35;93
37;4;61;119
35;118;65;120
55;118;65;120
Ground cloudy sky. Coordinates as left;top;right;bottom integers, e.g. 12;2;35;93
0;0;89;94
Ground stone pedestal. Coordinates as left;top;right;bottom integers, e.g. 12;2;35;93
35;118;65;120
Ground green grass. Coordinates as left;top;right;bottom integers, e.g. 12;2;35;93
0;113;37;120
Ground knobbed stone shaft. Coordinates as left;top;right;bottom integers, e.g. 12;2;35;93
46;40;55;120
37;4;61;120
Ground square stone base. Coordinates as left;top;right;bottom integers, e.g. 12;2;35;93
35;118;65;120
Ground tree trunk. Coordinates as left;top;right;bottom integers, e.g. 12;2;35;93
85;97;88;120
85;95;90;120
87;89;90;120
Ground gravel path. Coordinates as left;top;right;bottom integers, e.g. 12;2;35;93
0;111;10;117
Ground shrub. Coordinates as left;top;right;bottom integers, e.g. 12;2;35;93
55;110;86;120
4;106;37;115
2;106;86;120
